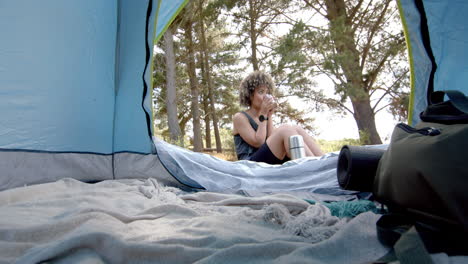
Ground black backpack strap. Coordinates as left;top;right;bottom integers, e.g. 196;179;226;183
431;90;468;114
373;214;435;264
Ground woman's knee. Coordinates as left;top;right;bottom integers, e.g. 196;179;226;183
292;124;306;134
275;124;305;137
275;124;297;134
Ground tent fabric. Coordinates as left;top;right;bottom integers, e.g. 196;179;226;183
153;0;189;43
0;139;365;200
0;150;189;192
400;0;468;124
0;151;113;191
0;0;187;155
0;0;466;207
0;0;187;190
398;0;432;125
0;0;117;153
154;139;368;199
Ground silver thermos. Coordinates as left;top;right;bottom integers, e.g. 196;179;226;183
289;135;306;159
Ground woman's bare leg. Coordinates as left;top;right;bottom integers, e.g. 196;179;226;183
293;126;325;156
265;125;320;160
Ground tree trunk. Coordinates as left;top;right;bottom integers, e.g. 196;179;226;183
203;93;212;149
184;21;203;152
248;0;259;71
207;72;222;153
351;98;382;145
324;0;382;144
179;112;192;138
163;26;183;146
198;50;212;149
199;8;222;153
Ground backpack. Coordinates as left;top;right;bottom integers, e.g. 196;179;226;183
373;90;468;262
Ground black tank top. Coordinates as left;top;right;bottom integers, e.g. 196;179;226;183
233;111;258;160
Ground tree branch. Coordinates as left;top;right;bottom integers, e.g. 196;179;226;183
367;39;404;90
323;98;354;115
348;0;365;21
374;102;392;114
371;68;409;111
303;0;328;18
371;87;391;112
351;0;372;33
360;0;391;70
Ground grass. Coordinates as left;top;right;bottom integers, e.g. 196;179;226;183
317;138;362;153
202;138;362;161
203;150;237;161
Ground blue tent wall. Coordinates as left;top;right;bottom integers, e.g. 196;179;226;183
425;1;468;92
0;0;117;153
0;0;188;191
114;0;156;154
400;0;468;124
0;0;187;154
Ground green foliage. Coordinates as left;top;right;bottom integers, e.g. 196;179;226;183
358;130;371;146
214;128;236;152
317;138;362;153
389;92;409;121
152;0;410;148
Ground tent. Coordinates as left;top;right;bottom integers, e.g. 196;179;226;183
0;0;467;192
402;0;468;124
0;1;467;263
0;0;189;191
0;0;353;196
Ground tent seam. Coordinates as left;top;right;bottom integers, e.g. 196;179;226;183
397;0;416;125
112;0;122;180
142;0;156;154
153;0;190;44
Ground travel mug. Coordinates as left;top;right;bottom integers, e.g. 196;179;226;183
289;135;305;159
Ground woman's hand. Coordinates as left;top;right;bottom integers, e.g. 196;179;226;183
264;94;277;118
260;95;274;116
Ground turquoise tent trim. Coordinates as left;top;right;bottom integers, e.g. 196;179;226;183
154;0;190;44
397;0;416;125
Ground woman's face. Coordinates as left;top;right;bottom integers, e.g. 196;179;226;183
250;85;269;108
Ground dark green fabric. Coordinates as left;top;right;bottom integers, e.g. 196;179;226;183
394;227;435;264
374;227;434;264
371;86;468;264
374;121;468;231
421;90;468;123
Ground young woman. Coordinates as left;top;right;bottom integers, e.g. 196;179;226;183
232;71;324;164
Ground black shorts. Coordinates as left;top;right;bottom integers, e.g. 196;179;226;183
249;143;290;165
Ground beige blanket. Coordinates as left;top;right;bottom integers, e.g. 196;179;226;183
0;178;462;264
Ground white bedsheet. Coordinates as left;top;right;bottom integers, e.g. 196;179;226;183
0;178;465;264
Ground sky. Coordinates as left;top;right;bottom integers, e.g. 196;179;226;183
289;92;399;144
313;106;397;143
285;71;401;144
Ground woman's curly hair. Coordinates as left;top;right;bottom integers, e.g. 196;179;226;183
239;71;276;107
